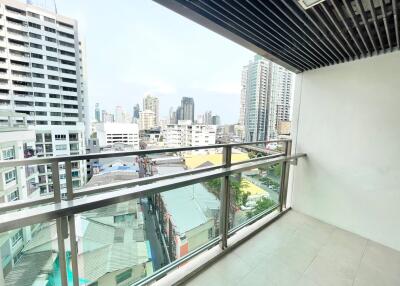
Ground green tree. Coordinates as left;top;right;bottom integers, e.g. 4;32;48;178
246;197;276;218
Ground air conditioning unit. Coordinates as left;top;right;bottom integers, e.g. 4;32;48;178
298;0;326;9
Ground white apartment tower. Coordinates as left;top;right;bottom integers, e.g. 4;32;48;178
0;0;88;193
243;55;293;142
143;94;159;125
239;65;247;126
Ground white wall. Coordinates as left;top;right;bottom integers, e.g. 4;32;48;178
290;51;400;250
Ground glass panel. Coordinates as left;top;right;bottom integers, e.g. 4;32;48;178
231;141;287;165
229;162;282;229
75;179;220;285
0;221;61;286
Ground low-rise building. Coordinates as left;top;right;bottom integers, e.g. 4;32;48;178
163;121;216;152
94;122;139;149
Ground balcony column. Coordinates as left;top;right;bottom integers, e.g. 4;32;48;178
279;140;292;211
219;145;232;249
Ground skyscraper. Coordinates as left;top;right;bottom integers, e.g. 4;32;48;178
239;66;247;126
181;97;194;123
0;1;88;193
242;55;293;141
95;103;101;122
133;104;140;121
143;94;159;125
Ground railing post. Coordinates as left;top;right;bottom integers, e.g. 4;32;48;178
279;140;292;212
219;145;231;249
52;161;68;286
65;161;80;286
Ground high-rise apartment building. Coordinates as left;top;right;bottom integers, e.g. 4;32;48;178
95;102;100;122
139;109;156;130
0;0;87;193
242;55;293;142
211;115;220;126
143;94;159;125
239;66;247;126
180;97;194;122
133;103;140;122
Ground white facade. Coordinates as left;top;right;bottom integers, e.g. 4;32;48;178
0;0;87;192
95;122;139;149
164;120;216;149
243;55;293;141
139;109;156;130
290;51;400;251
143;94;159;125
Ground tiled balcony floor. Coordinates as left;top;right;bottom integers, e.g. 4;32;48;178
183;210;400;286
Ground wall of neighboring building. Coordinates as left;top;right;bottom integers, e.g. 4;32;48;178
290;51;400;250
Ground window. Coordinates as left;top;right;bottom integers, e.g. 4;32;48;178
58;31;74;39
48;84;59;90
55;134;66;140
55;144;67;150
61;68;76;75
7;190;19;202
4;169;16;184
35;102;46;107
47;65;58;71
2;148;15;160
44;133;52;142
44;26;56;33
32;63;44;69
60;60;75;66
32;73;44;78
31;53;43;59
46;46;57;52
114;214;133;224
33;82;45;88
59;40;74;48
28;22;41;29
115;269;132;284
44;16;55;23
71;170;79;177
50;112;61;116
62;78;76;83
57;21;73;29
30;43;42;49
59;50;75;57
29;32;41;39
46;56;57;62
50;103;60;107
35;111;46;116
48;75;59;80
27;11;40;19
11;230;23;246
45;36;56;43
51;121;62;126
34;92;45;97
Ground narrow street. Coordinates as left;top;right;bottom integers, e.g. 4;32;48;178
142;198;167;270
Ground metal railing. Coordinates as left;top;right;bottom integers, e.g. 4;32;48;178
0;139;305;286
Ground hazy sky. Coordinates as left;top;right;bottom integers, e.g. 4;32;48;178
52;0;254;124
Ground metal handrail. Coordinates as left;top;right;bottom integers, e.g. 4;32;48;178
0;139;289;168
0;152;305;233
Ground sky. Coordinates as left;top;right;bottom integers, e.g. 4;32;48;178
48;0;255;124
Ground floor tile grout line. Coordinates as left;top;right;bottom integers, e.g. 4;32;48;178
351;238;369;286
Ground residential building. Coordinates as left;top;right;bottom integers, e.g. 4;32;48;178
242;55;293;142
0;0;87;193
211;115;220;126
114;105;131;123
95;102;100;122
169;107;177;124
163;120;216;151
133;103;140;122
180;97;194;122
203;110;212;125
0;112;39;282
94;122;139;149
139;109;156;130
143;94;159;125
239;65;247;126
101;110;114;123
